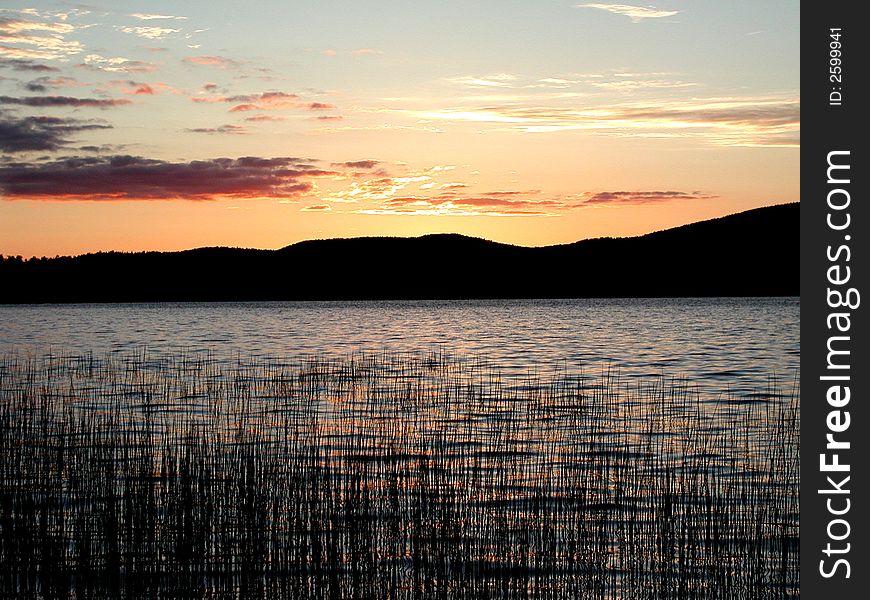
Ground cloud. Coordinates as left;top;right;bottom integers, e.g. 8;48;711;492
419;97;800;147
184;55;241;69
313;115;343;121
326;176;432;203
193;90;320;113
0;17;83;60
446;74;518;88
332;160;380;169
185;124;248;135
245;114;285;122
0;58;59;71
24;75;78;92
130;13;187;21
0;156;339;201
0;18;75;35
0;45;55;60
362;192;566;216
116;26;181;40
323;169;568;216
351;48;383;56
301;204;331;211
228;103;257;112
577;3;679;22
81;54;157;73
108;80;156;95
0;95;131;108
578;190;715;205
0;113;111;152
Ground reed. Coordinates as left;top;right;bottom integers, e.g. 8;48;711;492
0;351;799;599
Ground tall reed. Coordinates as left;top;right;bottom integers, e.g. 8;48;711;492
0;351;799;599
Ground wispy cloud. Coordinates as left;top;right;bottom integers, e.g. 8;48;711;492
116;25;181;41
418;97;799;147
357;187;713;216
183;55;241;69
244;114;285;122
360;192;566;217
0;17;75;35
324;174;438;203
0;156;338;201
192;91;336;113
185;124;248;135
446;74;517;88
577;190;715;205
130;13;187;21
577;3;679;22
0;16;83;60
351;48;383;56
81;54;157;74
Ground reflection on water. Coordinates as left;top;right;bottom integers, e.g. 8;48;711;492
0;352;798;599
0;297;799;398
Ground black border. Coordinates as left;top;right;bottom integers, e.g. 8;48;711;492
801;3;868;595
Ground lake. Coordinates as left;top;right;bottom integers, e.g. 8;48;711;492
0;297;799;598
0;297;799;398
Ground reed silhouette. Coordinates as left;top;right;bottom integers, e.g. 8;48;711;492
0;351;799;599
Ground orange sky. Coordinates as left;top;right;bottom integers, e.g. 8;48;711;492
0;1;799;257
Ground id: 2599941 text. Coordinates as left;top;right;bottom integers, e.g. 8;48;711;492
829;28;844;107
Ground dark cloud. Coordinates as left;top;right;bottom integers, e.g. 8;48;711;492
0;59;60;72
0;95;132;108
77;144;123;153
24;76;78;92
580;191;716;205
185;124;248;135
0;113;112;152
306;102;335;110
245;114;285;122
0;155;338;200
332;160;380;169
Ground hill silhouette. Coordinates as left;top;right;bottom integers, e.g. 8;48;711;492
0;203;797;303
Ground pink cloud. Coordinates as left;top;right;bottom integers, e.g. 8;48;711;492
183;55;241;69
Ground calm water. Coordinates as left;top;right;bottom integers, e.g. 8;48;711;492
0;298;800;597
0;297;799;399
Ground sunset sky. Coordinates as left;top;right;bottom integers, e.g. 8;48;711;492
1;1;798;257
